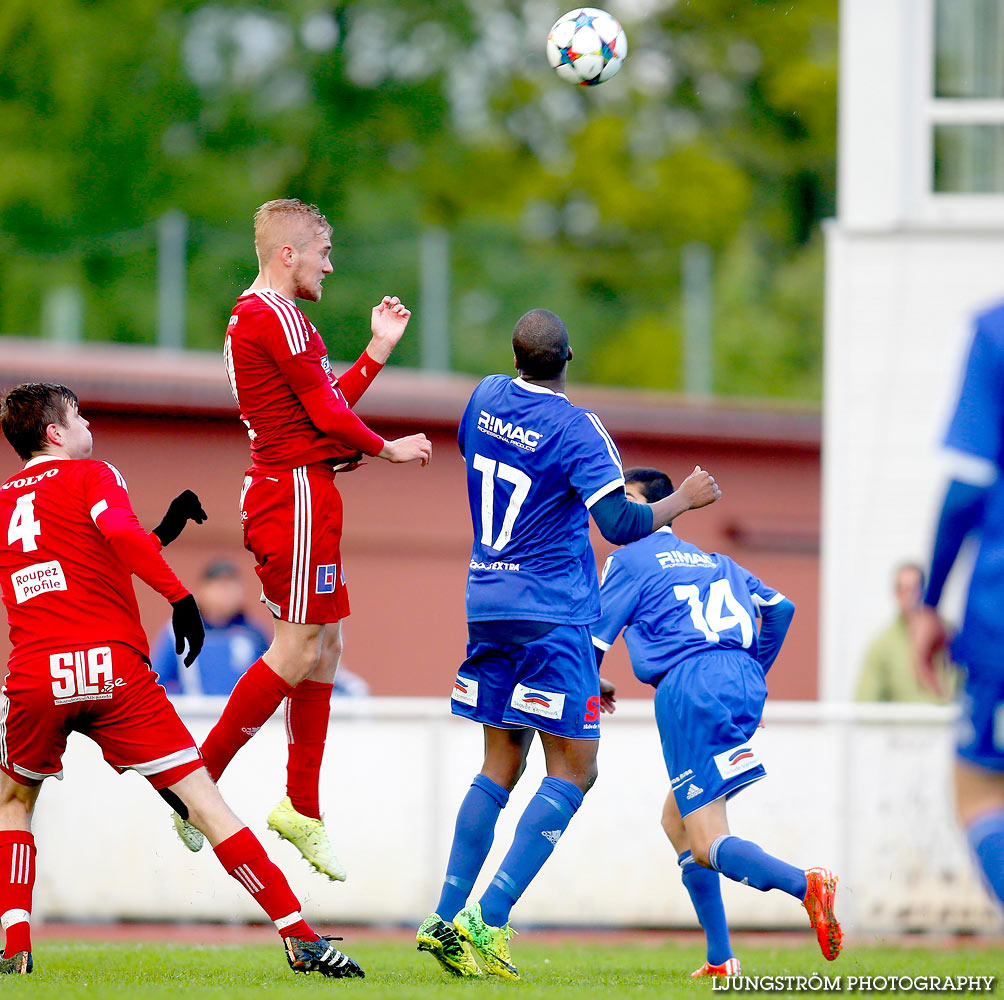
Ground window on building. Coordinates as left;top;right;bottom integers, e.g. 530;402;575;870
931;0;1004;194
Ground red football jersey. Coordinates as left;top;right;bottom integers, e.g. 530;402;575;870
224;289;385;471
0;457;188;664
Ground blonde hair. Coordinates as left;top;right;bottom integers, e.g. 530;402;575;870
253;198;331;264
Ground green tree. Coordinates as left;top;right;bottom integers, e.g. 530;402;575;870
0;0;836;400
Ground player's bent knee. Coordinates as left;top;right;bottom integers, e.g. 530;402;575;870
689;837;714;868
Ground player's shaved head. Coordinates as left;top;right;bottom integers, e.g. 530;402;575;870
512;309;571;380
253;198;331;264
1;382;79;460
624;467;674;503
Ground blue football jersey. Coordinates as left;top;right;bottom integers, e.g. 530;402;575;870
459;374;625;625
591;527;783;685
943;302;1004;664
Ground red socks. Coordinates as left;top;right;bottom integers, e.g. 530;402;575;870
213;828;314;940
0;832;35;957
200;658;293;781
285;680;332;820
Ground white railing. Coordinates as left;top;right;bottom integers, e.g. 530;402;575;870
30;698;1001;933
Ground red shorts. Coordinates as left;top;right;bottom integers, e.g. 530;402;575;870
241;463;351;625
0;642;202;789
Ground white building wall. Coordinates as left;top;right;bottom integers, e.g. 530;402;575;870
823;0;1004;698
822;227;1004;699
27;699;999;934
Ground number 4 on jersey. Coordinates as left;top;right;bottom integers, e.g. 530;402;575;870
8;492;41;553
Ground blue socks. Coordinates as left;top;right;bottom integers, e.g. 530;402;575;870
967;809;1004;907
436;774;509;920
708;835;808;899
679;850;733;966
479;776;584;927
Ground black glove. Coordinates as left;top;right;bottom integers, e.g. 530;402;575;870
171;594;205;668
153;490;207;546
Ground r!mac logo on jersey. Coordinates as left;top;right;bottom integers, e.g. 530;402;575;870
511;683;565;720
713;743;762;781
477;411;543;451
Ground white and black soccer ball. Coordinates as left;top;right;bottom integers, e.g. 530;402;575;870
546;8;628;87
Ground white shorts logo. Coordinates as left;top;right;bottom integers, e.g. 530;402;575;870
50;646;121;705
452;676;478;707
713;743;762;781
12;560;66;604
511;684;565;721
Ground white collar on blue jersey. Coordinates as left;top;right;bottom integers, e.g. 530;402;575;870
23;455;69;469
656;525;674;534
511;377;568;400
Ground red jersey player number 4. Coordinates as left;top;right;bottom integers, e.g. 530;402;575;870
0;383;366;980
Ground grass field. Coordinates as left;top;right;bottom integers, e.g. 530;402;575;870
3;936;999;999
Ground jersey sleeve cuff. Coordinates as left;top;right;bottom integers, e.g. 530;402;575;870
584;477;626;509
591;635;612;651
942;447;998;488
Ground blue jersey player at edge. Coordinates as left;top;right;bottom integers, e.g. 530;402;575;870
416;309;722;980
912;301;1004;913
592;468;843;975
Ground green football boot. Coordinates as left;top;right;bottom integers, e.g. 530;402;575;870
453;903;519;980
173;812;204;853
416;913;483;977
267;796;346;881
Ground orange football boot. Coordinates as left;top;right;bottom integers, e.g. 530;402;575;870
803;867;843;960
691;957;741;977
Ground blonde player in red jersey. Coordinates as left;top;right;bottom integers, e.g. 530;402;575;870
0;383;364;977
195;198;432;880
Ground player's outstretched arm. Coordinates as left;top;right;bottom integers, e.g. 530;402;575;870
366;295;412;363
338;297;412;406
378;433;432;467
152;490;207;547
650;466;721;530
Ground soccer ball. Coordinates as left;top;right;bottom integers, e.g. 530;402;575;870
546;8;628;87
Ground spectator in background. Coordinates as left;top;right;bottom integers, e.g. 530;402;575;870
152;560;269;696
856;562;956;704
153;560;371;698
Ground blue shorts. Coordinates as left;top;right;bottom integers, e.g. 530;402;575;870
654;650;767;818
451;625;601;740
957;661;1004;771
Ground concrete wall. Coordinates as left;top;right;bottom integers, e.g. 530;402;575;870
28;698;999;934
